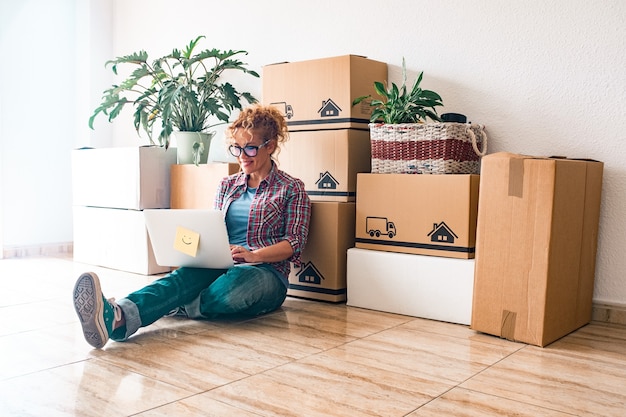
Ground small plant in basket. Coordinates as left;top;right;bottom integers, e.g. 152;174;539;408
352;58;443;124
353;59;486;175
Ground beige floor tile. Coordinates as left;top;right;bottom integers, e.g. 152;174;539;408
206;371;425;417
194;319;325;360
135;394;263;416
460;330;626;416
0;360;193;417
282;298;414;337
217;317;331;356
347;325;522;382
237;308;360;351
408;387;576;416
92;333;253;392
132;314;223;338
0;302;63;336
0;323;95;380
3;257;626;417
268;354;435;413
400;316;528;348
91;314;332;392
203;319;523;417
546;322;626;365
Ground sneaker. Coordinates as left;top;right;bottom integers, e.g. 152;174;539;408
166;306;188;317
73;272;122;349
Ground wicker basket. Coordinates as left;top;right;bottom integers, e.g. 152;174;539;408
369;122;488;174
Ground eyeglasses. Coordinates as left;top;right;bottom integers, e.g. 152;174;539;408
228;140;270;158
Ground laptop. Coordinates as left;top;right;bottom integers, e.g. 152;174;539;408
144;209;244;269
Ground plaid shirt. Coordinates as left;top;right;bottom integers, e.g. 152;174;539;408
214;163;311;280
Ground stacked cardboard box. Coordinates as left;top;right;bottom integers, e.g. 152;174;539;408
170;163;240;209
264;55;387;301
470;152;603;346
354;173;480;259
263;54;387;132
72;146;177;275
278;129;371;202
347;173;479;324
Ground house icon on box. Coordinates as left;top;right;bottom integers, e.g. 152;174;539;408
296;262;324;285
427;221;458;244
318;98;342;117
315;171;339;190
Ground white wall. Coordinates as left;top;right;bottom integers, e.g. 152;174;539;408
0;0;77;250
1;0;625;306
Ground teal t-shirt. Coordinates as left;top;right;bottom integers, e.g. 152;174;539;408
225;187;256;248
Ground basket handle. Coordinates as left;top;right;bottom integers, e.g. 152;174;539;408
467;125;488;157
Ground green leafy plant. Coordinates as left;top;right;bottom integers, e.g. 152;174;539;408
353;58;443;124
89;35;259;148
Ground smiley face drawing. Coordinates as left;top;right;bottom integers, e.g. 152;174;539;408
174;226;200;257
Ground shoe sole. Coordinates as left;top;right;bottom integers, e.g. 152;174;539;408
73;272;107;349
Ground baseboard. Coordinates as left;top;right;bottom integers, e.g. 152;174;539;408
2;242;73;259
591;302;626;326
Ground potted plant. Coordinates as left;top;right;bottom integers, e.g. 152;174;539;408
89;35;260;165
352;57;443;124
353;58;485;174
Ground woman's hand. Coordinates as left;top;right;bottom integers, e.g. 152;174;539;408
230;245;258;264
230;241;294;264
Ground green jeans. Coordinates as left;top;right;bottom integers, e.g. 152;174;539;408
112;264;287;341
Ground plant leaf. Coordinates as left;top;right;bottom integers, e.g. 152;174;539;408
89;36;259;147
355;58;444;124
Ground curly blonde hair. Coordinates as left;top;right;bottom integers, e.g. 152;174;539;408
226;105;289;160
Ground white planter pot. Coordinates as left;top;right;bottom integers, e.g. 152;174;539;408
172;131;216;165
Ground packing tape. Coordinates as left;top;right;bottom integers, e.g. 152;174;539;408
507;158;524;198
501;310;517;341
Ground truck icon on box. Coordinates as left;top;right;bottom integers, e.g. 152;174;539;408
270;102;294;119
366;216;396;238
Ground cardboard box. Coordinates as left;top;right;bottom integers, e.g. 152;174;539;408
73;206;170;275
72;146;177;210
470;152;604;347
263;55;387;131
288;202;355;302
355;173;480;259
347;248;475;325
170;163;240;209
279;129;371;202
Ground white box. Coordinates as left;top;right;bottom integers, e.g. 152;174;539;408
73;206;170;275
346;248;474;325
72;146;177;210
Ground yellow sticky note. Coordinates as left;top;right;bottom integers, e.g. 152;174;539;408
174;226;200;257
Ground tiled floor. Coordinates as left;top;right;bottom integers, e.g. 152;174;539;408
1;255;625;416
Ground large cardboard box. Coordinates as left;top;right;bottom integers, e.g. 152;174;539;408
170;163;240;209
470;152;604;347
72;146;177;210
279;129;371;202
288;202;355;302
347;248;475;325
73;206;170;275
355;173;480;259
263;55;387;131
